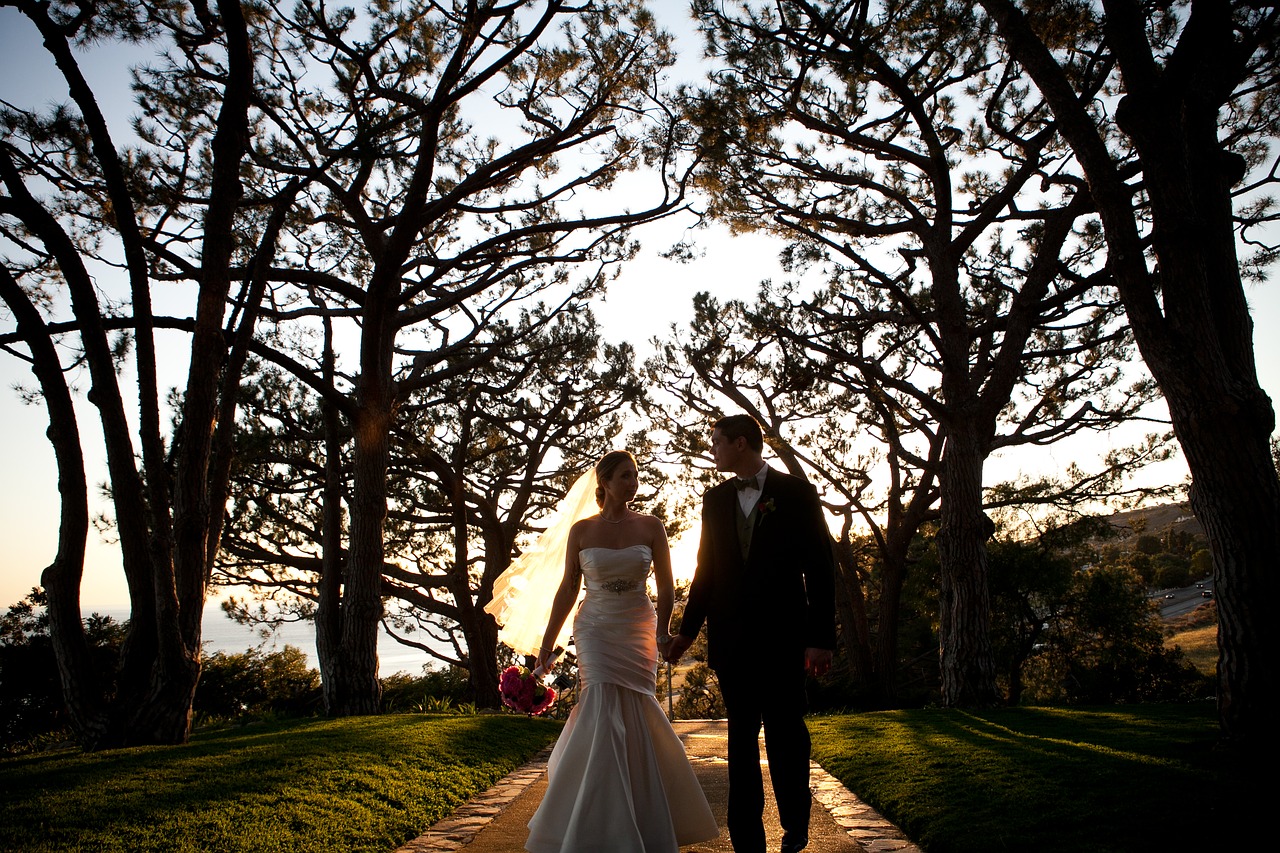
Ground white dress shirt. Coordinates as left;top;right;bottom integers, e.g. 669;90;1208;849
736;463;768;516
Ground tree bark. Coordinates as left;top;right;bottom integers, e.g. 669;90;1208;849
460;617;502;709
316;321;347;715
0;269;103;744
936;423;999;707
331;396;387;715
873;549;908;706
980;0;1280;743
1112;39;1279;745
327;294;395;715
833;540;874;697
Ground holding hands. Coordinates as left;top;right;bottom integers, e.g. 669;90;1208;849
664;632;832;677
663;634;693;664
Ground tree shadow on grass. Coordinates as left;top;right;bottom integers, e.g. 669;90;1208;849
0;713;561;853
810;704;1259;853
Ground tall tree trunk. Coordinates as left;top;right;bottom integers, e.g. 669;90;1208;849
461;616;502;709
133;0;255;745
1114;65;1278;746
333;398;387;715
981;0;1280;747
329;297;397;715
1177;415;1278;741
446;404;503;708
316;320;347;714
874;549;908;707
832;539;874;698
936;425;999;707
0;270;103;744
0;151;161;748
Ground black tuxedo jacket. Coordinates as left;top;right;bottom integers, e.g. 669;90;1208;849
678;466;837;671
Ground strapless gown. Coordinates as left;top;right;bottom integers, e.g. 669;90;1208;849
525;545;719;852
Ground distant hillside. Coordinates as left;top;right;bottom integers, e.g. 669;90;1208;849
1095;501;1204;546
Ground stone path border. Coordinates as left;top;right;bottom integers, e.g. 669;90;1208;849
395;745;555;852
395;721;922;852
809;764;921;853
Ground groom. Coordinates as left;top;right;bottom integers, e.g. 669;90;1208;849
665;414;836;853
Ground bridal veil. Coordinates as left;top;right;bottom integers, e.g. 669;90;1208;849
484;468;598;656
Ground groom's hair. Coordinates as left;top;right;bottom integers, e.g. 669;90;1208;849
713;414;764;451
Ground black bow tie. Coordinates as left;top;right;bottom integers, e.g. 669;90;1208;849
733;477;756;491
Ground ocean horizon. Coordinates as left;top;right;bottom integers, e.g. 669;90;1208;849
87;603;444;678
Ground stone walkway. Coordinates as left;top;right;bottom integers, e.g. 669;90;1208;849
396;719;921;853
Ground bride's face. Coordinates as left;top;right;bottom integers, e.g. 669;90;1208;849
602;460;639;504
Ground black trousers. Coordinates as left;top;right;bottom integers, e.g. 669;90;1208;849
716;658;812;853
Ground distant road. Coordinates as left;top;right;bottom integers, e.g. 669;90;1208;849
1152;579;1215;620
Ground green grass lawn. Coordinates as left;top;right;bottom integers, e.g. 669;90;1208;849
0;713;560;853
3;704;1265;853
809;703;1263;853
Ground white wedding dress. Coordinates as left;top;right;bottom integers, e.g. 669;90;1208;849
525;545;719;853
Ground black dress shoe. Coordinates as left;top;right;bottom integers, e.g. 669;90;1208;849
780;833;808;853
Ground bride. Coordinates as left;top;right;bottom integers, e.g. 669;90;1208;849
486;450;718;852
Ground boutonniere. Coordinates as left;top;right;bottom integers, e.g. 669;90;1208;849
757;497;777;521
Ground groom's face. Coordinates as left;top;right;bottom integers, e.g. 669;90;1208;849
709;427;744;473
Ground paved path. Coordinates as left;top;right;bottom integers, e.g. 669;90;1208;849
396;720;921;853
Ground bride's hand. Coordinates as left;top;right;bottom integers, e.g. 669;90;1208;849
535;646;558;674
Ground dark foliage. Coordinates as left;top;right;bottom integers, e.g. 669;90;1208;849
1022;565;1211;705
194;646;322;721
379;666;472;713
0;590;125;751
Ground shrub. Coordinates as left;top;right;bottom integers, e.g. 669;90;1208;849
1152;553;1192;589
0;590;126;752
380;665;471;712
1020;565;1212;705
669;662;726;719
195;646;322;721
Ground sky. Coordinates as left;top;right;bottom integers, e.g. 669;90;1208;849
1;2;1278;611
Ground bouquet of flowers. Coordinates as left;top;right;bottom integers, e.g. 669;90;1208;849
499;665;557;716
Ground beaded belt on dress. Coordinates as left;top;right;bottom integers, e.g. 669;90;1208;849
586;578;641;593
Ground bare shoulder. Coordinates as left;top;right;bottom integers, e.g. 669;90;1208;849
631;510;665;526
569;516;601;538
638;512;670;540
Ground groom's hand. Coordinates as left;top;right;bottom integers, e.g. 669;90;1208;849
805;647;833;678
665;634;693;663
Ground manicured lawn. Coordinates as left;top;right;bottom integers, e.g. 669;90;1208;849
809;703;1262;853
0;714;560;853
4;704;1264;852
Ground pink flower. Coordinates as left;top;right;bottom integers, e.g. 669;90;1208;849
499;665;557;716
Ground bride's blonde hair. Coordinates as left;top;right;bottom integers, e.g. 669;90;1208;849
594;450;636;507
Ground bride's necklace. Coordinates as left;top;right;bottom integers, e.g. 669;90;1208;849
600;510;627;524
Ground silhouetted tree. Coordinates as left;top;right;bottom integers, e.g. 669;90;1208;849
1;0;270;747
215;309;662;707
979;0;1280;745
681;0;1164;706
219;0;695;714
